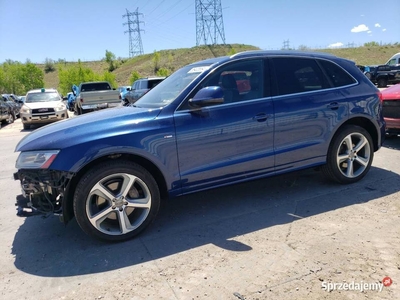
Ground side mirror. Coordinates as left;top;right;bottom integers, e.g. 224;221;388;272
127;87;131;91
188;86;224;109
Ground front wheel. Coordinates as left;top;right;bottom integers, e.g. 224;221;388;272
7;112;14;124
73;160;161;242
377;77;388;88
321;125;373;184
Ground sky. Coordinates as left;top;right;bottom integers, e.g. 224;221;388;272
0;0;399;64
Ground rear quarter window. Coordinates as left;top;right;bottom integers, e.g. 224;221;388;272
318;60;356;87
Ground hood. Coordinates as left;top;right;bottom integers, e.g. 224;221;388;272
16;106;162;152
24;100;64;109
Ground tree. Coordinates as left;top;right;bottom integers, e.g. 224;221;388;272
20;62;44;91
153;51;161;73
298;45;310;51
227;48;236;56
44;58;56;73
0;60;43;94
58;60;100;95
129;71;141;85
364;41;380;47
156;68;170;77
101;71;117;88
105;50;117;72
0;67;5;93
58;61;118;95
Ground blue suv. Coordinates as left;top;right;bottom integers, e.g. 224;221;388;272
14;51;385;242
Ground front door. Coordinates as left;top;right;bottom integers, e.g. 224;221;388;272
174;59;275;193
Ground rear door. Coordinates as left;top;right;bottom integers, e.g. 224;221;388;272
174;59;275;193
271;57;351;171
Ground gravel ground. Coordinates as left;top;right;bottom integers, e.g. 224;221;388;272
0;117;398;300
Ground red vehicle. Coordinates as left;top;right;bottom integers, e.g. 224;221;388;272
381;84;400;136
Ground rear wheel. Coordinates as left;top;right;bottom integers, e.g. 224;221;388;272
377;77;388;88
73;160;161;242
321;125;373;184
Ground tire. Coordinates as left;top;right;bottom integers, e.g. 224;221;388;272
23;123;30;130
377;77;388;88
73;160;161;242
7;112;14;124
321;125;373;184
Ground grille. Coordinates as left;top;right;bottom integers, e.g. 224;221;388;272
32;108;55;115
383;100;400;119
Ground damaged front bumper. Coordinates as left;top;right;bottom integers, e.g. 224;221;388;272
13;169;75;221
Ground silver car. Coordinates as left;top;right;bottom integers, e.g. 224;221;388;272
20;88;68;130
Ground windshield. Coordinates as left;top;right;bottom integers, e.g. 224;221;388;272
134;64;212;108
26;92;60;103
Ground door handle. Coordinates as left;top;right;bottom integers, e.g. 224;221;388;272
327;102;339;110
253;113;268;122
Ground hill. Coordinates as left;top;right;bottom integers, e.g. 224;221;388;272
38;43;400;91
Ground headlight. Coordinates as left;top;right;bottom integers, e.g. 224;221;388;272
16;150;60;169
20;105;31;114
55;104;66;111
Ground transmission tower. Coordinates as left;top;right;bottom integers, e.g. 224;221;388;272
283;39;290;50
123;8;145;58
195;0;226;46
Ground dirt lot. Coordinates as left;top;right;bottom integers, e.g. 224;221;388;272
0;117;399;300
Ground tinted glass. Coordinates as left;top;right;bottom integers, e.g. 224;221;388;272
201;59;265;102
318;60;356;87
81;83;110;91
273;57;328;96
148;79;164;89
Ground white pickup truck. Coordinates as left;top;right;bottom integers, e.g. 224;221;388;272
72;81;121;114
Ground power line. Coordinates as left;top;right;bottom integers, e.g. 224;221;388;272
123;8;145;57
148;2;193;29
147;0;166;17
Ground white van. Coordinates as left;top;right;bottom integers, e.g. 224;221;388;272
385;53;400;66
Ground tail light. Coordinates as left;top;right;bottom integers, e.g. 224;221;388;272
377;91;383;103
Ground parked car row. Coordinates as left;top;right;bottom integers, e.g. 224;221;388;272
0;94;23;127
358;53;400;87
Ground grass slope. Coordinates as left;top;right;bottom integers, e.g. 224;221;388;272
39;43;400;90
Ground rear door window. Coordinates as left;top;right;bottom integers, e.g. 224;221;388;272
272;57;329;96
